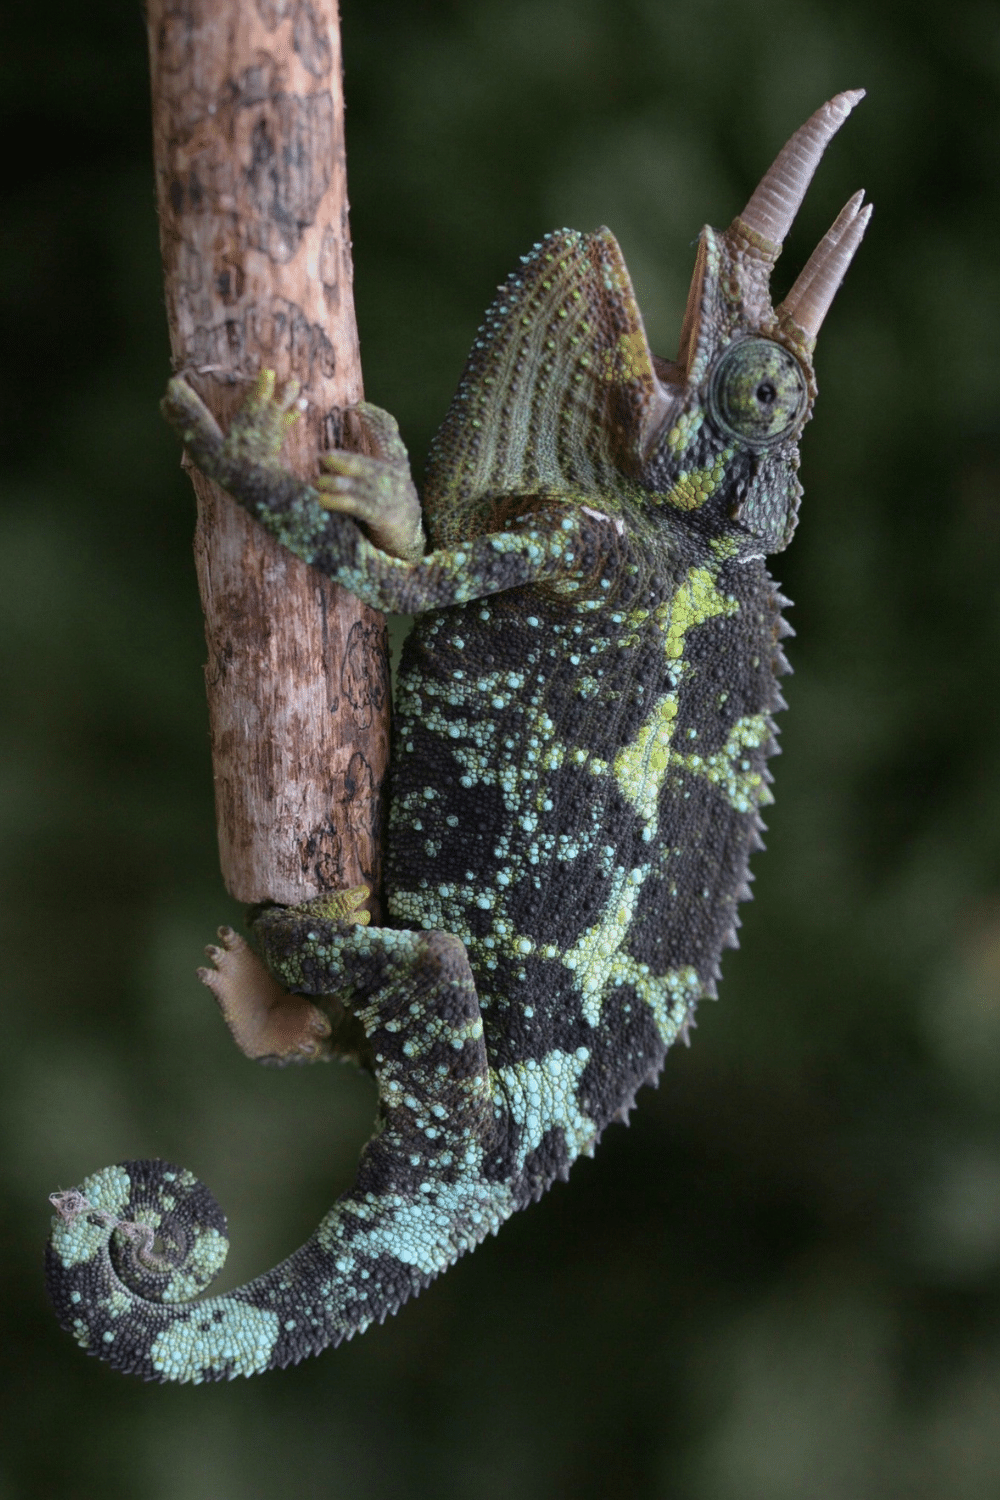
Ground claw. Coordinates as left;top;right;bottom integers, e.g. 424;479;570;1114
242;368;299;414
274;373;304;425
249;368;277;406
340;402;412;471
162;370;423;557
319;453;371;478
312;439;427;562
161;369;304;483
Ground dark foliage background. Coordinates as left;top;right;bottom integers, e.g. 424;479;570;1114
2;1;999;1495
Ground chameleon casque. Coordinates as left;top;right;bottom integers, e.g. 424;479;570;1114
47;93;870;1382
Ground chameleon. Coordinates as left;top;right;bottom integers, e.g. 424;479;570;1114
46;92;871;1382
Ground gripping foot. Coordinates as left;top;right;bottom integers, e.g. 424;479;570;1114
199;928;332;1063
198;886;373;1064
317;403;426;562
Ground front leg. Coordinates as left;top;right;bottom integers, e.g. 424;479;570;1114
162;372;617;615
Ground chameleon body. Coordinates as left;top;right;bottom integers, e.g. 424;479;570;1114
47;95;870;1381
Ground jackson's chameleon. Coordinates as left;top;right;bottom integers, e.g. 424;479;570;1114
47;92;871;1382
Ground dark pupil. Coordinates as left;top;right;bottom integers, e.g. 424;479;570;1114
756;381;777;406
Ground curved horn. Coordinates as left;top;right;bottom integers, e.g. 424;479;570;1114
737;90;866;247
778;191;873;338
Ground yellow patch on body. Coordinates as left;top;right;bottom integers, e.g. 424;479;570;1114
673;714;774;813
653;565;739;660
613;696;679;828
562;866;648;1026
613;566;741;834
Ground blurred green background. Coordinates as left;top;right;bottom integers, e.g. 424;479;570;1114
2;0;999;1495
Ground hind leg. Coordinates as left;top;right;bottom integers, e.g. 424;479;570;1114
251;900;493;1138
248;900;509;1332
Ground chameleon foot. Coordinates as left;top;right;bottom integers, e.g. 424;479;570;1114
162;368;303;474
199;927;332;1064
316;403;425;562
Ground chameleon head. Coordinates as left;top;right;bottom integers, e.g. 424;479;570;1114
644;91;871;553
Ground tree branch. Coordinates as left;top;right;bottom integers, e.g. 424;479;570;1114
146;0;388;913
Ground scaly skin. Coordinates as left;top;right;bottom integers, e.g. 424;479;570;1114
47;102;867;1382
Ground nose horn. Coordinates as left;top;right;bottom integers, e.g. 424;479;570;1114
737;90;865;247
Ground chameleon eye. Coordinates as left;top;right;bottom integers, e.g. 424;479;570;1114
708;338;808;449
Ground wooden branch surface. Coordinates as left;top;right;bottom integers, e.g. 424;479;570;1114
146;0;388;910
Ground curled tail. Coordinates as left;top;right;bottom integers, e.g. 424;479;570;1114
46;1146;514;1383
46;924;515;1383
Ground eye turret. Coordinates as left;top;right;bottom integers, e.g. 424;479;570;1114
708;338;808;449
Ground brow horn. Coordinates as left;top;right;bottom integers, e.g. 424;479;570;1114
737;89;866;247
778;190;873;338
